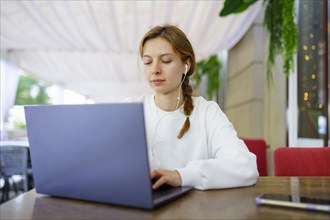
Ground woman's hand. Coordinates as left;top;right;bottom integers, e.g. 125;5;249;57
150;169;182;190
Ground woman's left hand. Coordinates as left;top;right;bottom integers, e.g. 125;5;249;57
150;169;182;190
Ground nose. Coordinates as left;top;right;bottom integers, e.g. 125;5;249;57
151;62;161;75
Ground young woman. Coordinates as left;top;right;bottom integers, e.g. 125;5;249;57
129;24;258;190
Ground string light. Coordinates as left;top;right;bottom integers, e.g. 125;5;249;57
304;92;309;101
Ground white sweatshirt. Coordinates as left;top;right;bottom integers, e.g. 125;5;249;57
125;94;259;190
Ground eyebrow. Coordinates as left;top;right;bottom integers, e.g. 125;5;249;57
142;53;174;58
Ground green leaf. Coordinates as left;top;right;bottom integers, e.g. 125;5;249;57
264;0;298;82
220;0;258;17
194;55;222;100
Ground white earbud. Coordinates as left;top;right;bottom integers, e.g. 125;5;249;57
174;64;188;110
181;64;188;82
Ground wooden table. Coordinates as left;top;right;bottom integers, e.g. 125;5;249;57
1;177;329;219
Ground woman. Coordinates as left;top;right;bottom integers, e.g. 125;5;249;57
129;24;258;190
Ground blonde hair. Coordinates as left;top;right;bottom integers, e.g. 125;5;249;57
139;25;195;139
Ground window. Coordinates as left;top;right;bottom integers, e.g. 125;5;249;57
297;0;329;142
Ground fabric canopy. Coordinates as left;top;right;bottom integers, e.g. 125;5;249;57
1;0;262;104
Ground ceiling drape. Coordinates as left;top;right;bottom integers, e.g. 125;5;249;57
1;0;262;103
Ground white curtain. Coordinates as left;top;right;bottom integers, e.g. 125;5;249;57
0;0;262;106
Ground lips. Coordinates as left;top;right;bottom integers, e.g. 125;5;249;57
151;79;165;85
151;79;165;82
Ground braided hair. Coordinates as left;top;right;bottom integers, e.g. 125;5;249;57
139;24;195;139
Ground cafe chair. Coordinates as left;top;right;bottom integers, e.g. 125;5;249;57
0;146;29;202
242;139;268;176
274;147;330;176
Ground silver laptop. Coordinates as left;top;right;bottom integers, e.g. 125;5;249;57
24;103;192;209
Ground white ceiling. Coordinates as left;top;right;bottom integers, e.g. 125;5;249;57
1;0;262;103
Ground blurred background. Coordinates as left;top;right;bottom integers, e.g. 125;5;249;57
1;0;329;179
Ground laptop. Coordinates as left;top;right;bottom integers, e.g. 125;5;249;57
24;103;192;209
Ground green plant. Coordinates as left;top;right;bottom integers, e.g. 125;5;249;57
264;0;298;84
220;0;298;84
15;73;50;105
194;55;222;100
219;0;258;16
13;120;26;129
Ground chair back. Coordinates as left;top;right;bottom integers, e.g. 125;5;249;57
243;139;268;176
274;147;330;176
0;146;29;191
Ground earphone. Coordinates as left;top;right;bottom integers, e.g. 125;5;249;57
184;64;188;75
182;64;188;82
175;64;188;105
150;64;189;167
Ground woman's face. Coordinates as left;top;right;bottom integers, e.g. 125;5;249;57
142;37;186;96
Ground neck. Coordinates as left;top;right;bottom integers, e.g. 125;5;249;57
154;91;184;112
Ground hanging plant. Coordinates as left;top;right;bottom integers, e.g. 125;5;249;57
219;0;298;85
194;55;222;100
264;0;298;84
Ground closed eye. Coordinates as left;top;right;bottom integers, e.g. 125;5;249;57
143;59;152;65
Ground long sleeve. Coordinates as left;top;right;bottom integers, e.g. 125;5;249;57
126;94;259;190
176;100;259;190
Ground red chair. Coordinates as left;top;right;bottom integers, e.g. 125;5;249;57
243;139;268;176
274;147;330;176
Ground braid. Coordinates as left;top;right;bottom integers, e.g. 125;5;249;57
177;78;194;139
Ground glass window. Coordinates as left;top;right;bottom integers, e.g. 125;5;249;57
297;0;329;139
